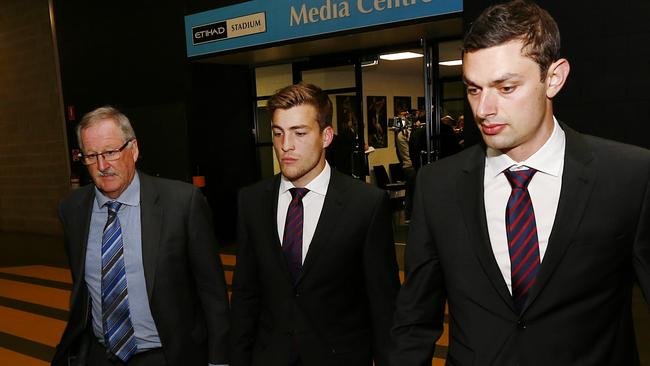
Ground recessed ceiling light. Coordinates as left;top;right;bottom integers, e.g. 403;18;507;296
439;59;463;66
379;52;423;61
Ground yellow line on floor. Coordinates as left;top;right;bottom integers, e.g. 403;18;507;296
0;306;65;347
220;254;236;266
0;347;49;366
0;266;71;284
224;270;233;285
437;323;449;347
432;357;446;366
0;279;69;311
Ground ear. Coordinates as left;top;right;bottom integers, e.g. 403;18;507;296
131;139;140;162
546;58;570;99
322;126;334;148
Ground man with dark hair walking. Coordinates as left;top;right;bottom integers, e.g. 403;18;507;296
390;1;650;365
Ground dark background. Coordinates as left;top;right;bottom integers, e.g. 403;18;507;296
52;0;650;243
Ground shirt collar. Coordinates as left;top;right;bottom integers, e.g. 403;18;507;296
279;162;331;197
485;117;565;177
94;171;141;208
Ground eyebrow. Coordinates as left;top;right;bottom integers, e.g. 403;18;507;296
464;72;521;87
271;124;311;130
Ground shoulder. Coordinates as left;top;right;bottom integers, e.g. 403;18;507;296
141;173;197;193
419;144;483;180
139;173;203;208
330;170;387;201
238;175;278;202
575;133;650;162
59;183;94;213
564;128;650;177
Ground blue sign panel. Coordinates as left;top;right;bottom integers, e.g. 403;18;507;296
185;0;463;57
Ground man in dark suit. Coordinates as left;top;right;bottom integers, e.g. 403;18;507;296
52;106;229;366
230;83;400;366
391;1;650;365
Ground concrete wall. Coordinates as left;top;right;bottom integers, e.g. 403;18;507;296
0;0;69;235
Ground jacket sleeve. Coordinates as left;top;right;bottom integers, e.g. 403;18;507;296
633;164;650;311
363;190;401;366
389;171;446;366
229;189;261;366
187;187;231;364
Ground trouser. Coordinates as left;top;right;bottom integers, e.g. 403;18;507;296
87;337;167;366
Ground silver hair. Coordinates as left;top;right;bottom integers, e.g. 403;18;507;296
76;106;136;150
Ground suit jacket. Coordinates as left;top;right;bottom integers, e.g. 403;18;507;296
52;173;230;366
230;170;400;366
390;125;650;365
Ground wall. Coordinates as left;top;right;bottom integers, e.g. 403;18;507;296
53;1;192;182
363;64;424;175
255;61;426;182
188;63;258;244
0;0;69;235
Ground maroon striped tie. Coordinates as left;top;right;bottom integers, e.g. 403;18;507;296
283;188;309;284
504;168;540;312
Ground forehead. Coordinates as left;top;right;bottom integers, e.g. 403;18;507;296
272;104;319;129
81;119;124;147
463;41;538;84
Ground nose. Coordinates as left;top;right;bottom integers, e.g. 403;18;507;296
475;90;497;120
281;134;294;152
96;154;110;171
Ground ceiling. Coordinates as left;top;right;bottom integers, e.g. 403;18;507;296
197;16;464;69
365;39;463;79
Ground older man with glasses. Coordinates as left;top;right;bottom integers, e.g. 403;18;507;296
52;106;230;366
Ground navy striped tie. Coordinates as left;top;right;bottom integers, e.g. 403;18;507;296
282;188;309;284
504;169;540;313
101;201;137;362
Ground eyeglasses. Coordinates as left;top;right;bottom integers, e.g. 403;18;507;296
79;139;133;165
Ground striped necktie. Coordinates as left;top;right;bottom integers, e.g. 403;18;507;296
504;169;540;313
282;188;309;284
101;201;137;362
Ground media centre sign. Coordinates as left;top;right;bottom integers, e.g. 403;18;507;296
185;0;462;57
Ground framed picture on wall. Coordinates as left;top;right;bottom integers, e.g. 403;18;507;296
393;96;411;116
335;95;359;138
367;96;387;148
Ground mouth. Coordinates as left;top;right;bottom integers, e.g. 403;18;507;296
280;157;297;164
480;123;506;136
97;171;118;178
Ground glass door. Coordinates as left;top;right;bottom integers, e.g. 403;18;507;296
294;61;367;180
418;38;465;166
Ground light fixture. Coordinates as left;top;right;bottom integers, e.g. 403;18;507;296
361;59;379;67
439;59;463;66
379;52;423;61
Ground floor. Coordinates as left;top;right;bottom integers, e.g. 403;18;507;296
0;229;647;365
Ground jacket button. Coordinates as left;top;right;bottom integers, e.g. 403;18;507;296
517;320;527;329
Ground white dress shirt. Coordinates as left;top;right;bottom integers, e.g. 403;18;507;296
277;162;331;263
484;118;565;294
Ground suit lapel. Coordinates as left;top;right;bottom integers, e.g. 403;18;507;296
523;125;596;312
267;175;294;284
298;171;347;286
74;186;95;287
139;173;163;299
458;145;516;312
